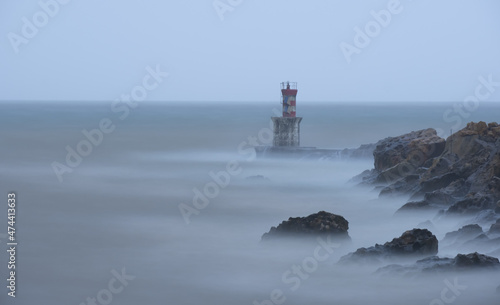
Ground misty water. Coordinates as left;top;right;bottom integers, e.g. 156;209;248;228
1;101;499;305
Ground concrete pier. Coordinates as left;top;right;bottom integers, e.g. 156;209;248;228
271;117;302;147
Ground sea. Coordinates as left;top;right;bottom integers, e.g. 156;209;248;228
0;101;499;305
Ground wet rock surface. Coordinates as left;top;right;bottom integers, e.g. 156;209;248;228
262;211;350;240
339;229;438;264
358;122;500;216
373;128;445;173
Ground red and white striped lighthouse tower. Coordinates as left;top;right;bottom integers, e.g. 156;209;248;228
281;81;298;117
272;81;302;147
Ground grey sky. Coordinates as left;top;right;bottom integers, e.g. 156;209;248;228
2;0;500;102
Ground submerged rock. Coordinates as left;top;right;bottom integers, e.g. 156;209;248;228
376;252;500;276
339;229;438;264
245;175;270;181
488;219;500;235
416;220;436;232
345;143;377;159
464;209;499;226
441;224;483;247
262;211;350;240
438;222;500;255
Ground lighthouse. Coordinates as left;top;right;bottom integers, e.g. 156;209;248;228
271;82;303;147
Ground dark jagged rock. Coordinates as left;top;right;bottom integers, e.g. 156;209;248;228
379;174;420;197
373;128;445;172
356;122;500;218
376;252;500;276
453;252;500;267
397;181;466;213
354;129;445;186
262;211;350;240
339;229;438;264
432;122;500;214
447;196;496;215
375;161;420;184
418;173;461;195
422;189;457;205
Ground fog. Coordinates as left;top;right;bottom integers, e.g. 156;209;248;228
1;152;498;304
1;102;499;304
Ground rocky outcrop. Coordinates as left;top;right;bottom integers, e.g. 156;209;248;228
373;128;445;172
353;128;445;186
350;122;500;273
376;252;500;276
427;122;500;215
262;211;350;240
339;229;438;264
357;122;500;221
453;252;500;267
447;196;496;214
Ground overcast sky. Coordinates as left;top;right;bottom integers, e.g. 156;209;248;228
2;0;500;102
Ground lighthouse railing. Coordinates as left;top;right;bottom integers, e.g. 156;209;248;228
280;82;297;90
